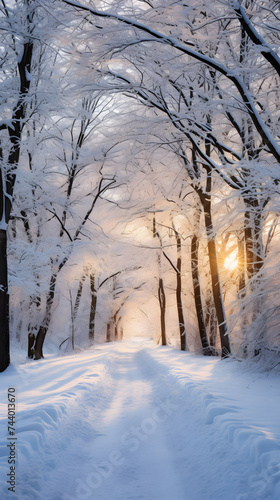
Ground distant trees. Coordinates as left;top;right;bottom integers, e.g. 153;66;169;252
153;216;167;346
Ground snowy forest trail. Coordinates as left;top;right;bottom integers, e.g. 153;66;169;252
0;339;280;500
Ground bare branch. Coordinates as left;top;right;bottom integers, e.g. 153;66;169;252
46;208;73;242
98;271;122;290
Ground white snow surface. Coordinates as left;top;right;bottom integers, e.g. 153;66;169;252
0;339;280;500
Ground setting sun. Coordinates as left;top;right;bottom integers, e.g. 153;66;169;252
224;249;238;271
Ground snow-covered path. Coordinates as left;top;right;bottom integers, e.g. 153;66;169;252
0;339;280;500
79;344;188;500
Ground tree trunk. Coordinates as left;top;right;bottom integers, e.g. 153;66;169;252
153;216;167;346
0;229;9;372
205;293;217;349
174;227;187;351
244;197;264;281
28;332;35;359
191;233;211;354
114;312;118;340
202;188;231;358
106;322;111;342
238;235;246;295
158;277;167;346
67;274;86;350
73;275;86;322
34;272;58;359
89;274;97;344
34;326;48;360
0;19;34;371
69;290;75;350
34;250;70;360
237;234;248;356
26;290;41;357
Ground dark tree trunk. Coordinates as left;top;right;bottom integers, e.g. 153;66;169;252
153;216;167;346
26;288;41;358
244;197;263;281
174;228;187;351
0;19;34;371
28;332;35;359
238;235;246;295
190;134;230;357
205;293;217;349
237;234;248;357
203;210;231;357
0;230;9;372
73;275;86;320
69;290;75;350
70;274;86;348
89;274;97;344
191;233;211;354
244;223;255;282
34;272;58;359
106;322;111;342
243;196;264;353
200;175;231;358
34;326;48;360
114;312;118;340
158;277;167;346
34;251;69;360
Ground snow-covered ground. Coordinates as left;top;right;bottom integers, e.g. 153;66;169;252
0;339;280;500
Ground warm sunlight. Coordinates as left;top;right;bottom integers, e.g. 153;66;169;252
224;249;238;271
